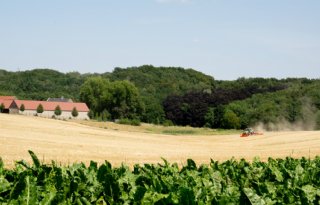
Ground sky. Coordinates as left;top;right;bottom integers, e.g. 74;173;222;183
0;0;319;80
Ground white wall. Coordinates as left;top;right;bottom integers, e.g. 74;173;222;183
19;110;89;120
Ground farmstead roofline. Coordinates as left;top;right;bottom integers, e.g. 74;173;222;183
0;96;90;120
0;99;15;109
14;100;89;112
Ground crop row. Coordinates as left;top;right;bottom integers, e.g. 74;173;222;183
0;151;319;204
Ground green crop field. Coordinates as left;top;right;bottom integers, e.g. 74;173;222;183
1;151;319;204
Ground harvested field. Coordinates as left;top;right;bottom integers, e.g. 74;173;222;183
1;114;320;168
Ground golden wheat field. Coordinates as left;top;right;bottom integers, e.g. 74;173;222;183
0;114;320;168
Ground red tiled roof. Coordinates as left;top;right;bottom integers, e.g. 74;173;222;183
14;100;89;112
0;99;14;109
0;96;16;100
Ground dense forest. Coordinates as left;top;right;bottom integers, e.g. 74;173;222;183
0;69;88;100
1;65;320;130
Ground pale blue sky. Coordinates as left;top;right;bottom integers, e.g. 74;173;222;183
1;0;319;79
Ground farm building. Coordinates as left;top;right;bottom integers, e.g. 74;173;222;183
0;96;17;113
14;100;90;120
0;96;90;120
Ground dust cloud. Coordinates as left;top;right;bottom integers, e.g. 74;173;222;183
254;98;320;131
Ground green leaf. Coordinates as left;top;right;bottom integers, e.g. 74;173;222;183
0;158;4;174
141;191;169;204
10;173;27;199
28;150;41;168
264;182;277;198
22;176;38;205
186;159;197;170
301;185;317;203
39;189;56;205
269;166;283;182
179;187;196;205
80;197;92;205
134;186;147;201
0;176;11;194
96;196;107;205
243;188;266;205
16;160;30;169
294;164;304;175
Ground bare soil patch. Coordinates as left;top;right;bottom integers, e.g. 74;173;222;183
1;114;320;168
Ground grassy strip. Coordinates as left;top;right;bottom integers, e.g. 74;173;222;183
76;120;240;135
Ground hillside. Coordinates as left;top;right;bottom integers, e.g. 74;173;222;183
164;78;320;129
103;65;216;123
106;65;215;100
1;66;320;129
0;66;214;101
0;66;215;123
0;69;87;100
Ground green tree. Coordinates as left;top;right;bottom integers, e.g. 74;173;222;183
72;107;78;117
109;80;145;119
54;105;62;116
87;110;94;119
222;109;240;129
37;104;44;114
141;97;165;124
226;102;251;129
0;103;4;112
316;111;320;130
20;104;25;112
286;94;302;122
80;78;144;120
204;107;215;128
213;105;225;128
80;77;112;114
100;109;110;121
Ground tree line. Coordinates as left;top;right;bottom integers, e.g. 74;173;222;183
1;66;320;129
163;82;287;127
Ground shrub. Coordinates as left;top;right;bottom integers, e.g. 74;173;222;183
316;111;320;130
162;120;174;127
130;119;141;126
72;107;78;117
222;109;241;129
0;103;4;112
37;104;44;113
117;118;141;126
88;110;94;119
101;109;110;121
117;118;130;125
54;105;62;116
20;104;25;112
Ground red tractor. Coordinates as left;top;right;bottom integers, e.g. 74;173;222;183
240;128;263;137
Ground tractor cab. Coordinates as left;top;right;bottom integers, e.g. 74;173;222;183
240;128;263;137
243;128;254;135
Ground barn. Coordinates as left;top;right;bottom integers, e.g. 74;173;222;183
13;100;90;120
0;96;18;114
0;96;90;120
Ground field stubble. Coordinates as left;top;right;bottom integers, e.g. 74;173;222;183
0;114;320;168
